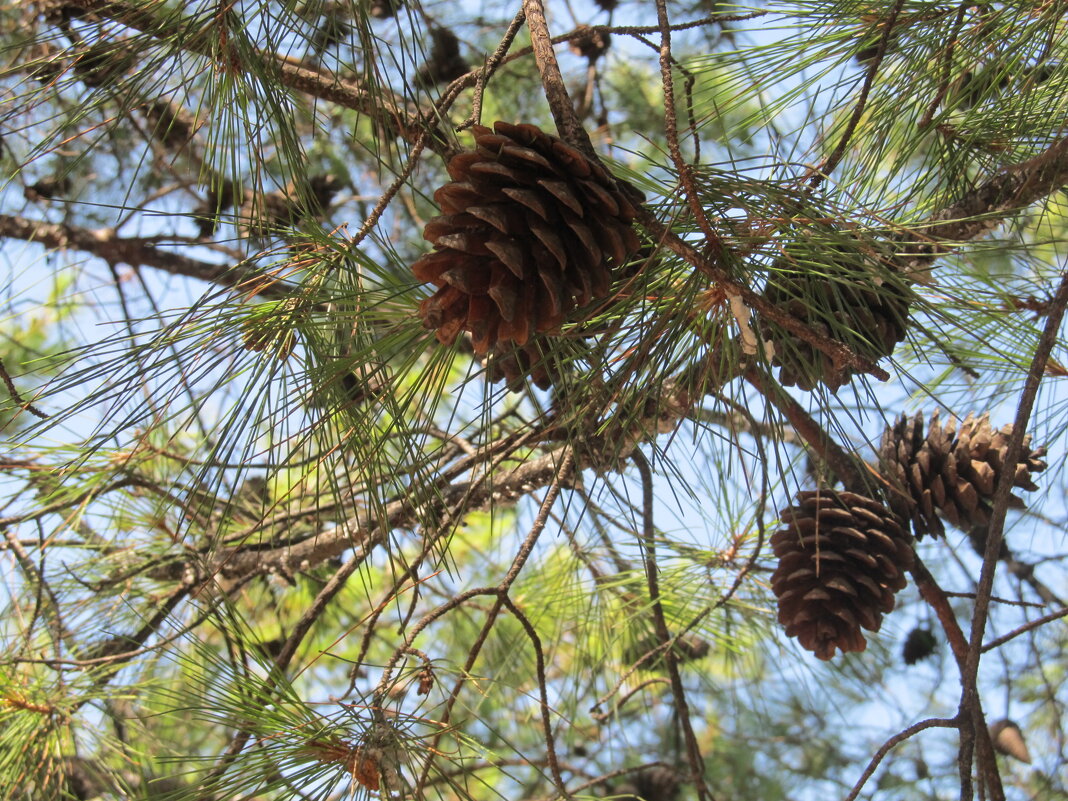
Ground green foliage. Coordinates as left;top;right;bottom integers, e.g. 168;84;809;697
1;0;1067;800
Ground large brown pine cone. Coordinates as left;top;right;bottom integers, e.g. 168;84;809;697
411;121;641;357
879;411;1048;540
760;238;911;391
771;491;914;660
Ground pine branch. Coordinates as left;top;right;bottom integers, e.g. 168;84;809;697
141;372;712;588
0;214;293;299
59;0;450;153
905;134;1068;270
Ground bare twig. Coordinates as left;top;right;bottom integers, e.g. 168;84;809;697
959;261;1068;800
62;0;449;153
522;0;593;154
653;0;722;252
981;606;1068;653
0;357;49;420
467;9;527;129
0;214;291;299
499;595;569;798
810;0;906;188
631;449;713;801
844;717;959;801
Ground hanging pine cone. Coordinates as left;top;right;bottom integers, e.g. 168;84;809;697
568;25;611;61
415;27;469;85
989;719;1031;763
759;236;911;391
610;766;680;801
901;626;937;665
411;121;642;363
771;491;914;660
878;410;1048;540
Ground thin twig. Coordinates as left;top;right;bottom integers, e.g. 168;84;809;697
810;0;907;188
499;595;569;799
653;0;722;252
981;606;1068;653
467;9;527;129
917;3;970;130
843;717;959;801
0;357;48;419
415;449;576;792
631;449;713;801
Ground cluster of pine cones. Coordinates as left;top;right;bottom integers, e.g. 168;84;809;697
405;122;1049;662
771;411;1047;660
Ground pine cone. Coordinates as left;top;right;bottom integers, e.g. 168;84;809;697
759;238;910;391
624;631;710;670
568;25;611;61
24;175;71;202
901;626;937;665
989;719;1031;764
771;491;914;660
878;411;1048;540
610;766;680;801
142;98;197;150
238;174;342;240
412;121;641;360
415;28;469;85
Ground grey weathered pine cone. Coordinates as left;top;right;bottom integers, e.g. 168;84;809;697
771;490;914;660
878;410;1048;540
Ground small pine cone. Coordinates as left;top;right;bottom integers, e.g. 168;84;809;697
411;121;642;362
142;98;197;150
612;766;680;801
568;25;611;61
901;626;937;665
771;491;914;660
625;632;710;669
415;28;469;85
878;410;1048;540
759;239;910;391
989;719;1031;764
242;300;298;360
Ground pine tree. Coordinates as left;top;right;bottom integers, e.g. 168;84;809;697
1;1;1067;800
